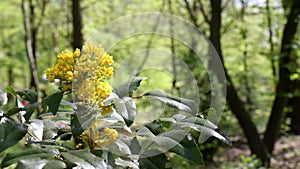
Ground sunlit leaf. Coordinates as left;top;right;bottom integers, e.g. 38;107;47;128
143;90;197;115
115;158;139;169
114;76;147;98
1;147;59;168
62;150;106;169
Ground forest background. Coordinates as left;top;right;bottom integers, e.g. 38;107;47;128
0;0;300;168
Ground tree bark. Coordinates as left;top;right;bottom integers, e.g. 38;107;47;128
289;79;300;134
72;0;84;50
264;0;300;153
21;0;40;93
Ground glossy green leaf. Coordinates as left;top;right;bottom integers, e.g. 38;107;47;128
115;158;139;169
43;119;59;140
62;150;106;169
130;137;141;155
24;102;40;121
16;89;38;104
106;93;136;127
16;158;48;169
139;150;168;169
70;114;84;138
43;160;66;169
29;119;44;141
5;86;17;96
170;136;204;165
0;117;28;153
178;122;231;145
43;91;64;115
114;76;147;98
1;147;59;168
143;90;197;115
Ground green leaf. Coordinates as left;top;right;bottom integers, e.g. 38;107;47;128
143;90;197;115
61;150;106;169
130;137;141;155
182;117;218;130
115;158;139;169
5;86;17;96
1;147;59;168
106;93;136;127
29;119;44;141
0;117;28;153
43;119;59;140
24;102;40;121
170;135;204;165
70;114;84;138
16;158;48;169
43;160;66;169
43;91;64;115
0;89;8;106
139;150;168;169
178;122;231;145
114;76;147;98
16;89;38;104
136;126;155;137
107;138;131;156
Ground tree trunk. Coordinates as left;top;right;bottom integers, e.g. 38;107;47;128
72;0;84;50
263;0;300;153
289;79;300;134
208;0;269;164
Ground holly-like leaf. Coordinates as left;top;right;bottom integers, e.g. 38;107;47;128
70;114;84;138
5;86;17;96
115;158;139;169
43;91;64;115
114;76;147;98
16;89;38;104
0;117;28;153
1;147;59;168
24;102;40;121
143;90;197;115
61;150;106;169
42;160;66;169
178;122;231;145
105;93;136;127
130;137;141;155
139;150;168;169
43;119;59;140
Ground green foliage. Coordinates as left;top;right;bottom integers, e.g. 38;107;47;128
0;78;229;168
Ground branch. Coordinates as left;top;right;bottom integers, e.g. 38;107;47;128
197;0;211;24
183;0;199;27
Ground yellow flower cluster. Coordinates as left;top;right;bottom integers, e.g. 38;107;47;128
73;42;114;107
45;49;80;91
81;118;119;149
46;42;118;149
46;42;114;108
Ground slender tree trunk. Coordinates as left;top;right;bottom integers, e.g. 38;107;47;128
263;0;300;153
21;0;40;94
266;0;277;78
72;0;84;50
